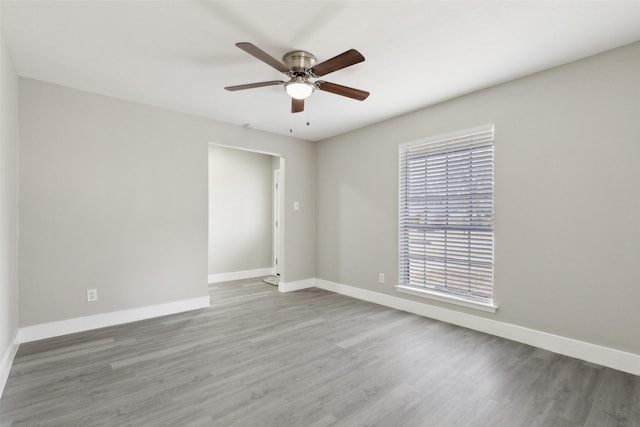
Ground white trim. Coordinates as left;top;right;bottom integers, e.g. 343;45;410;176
399;123;494;149
316;279;640;375
208;142;282;158
208;268;275;284
0;329;20;399
18;296;210;343
278;278;316;293
273;169;282;276
396;284;497;313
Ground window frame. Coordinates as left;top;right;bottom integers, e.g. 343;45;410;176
396;124;497;313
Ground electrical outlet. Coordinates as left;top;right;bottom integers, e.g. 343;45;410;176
86;288;98;302
379;273;385;283
293;201;299;211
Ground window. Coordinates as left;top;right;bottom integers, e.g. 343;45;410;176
397;125;495;312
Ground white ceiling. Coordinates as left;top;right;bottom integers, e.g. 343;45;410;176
3;1;640;141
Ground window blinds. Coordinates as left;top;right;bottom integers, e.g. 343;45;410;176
399;125;494;302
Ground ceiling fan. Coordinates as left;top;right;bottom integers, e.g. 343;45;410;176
225;42;369;113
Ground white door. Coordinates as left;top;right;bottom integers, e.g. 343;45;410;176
273;169;281;276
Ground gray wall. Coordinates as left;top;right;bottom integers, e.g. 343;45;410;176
208;145;273;275
0;7;20;366
19;78;315;326
315;42;640;354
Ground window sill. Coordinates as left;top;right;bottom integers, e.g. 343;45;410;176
395;285;497;313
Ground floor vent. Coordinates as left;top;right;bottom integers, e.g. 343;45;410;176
262;275;280;286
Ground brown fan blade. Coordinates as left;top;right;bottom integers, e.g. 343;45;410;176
316;81;369;101
225;80;284;91
236;42;289;73
291;98;304;113
310;49;365;77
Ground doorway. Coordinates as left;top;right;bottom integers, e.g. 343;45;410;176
207;144;284;284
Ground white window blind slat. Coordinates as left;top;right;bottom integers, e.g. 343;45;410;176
399;125;494;303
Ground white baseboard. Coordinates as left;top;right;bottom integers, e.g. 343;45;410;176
315;279;640;376
18;296;211;344
0;329;20;400
278;278;316;293
208;267;275;284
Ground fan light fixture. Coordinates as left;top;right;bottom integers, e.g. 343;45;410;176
285;77;315;100
225;43;369;113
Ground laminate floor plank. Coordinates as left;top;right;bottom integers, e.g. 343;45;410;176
1;278;638;426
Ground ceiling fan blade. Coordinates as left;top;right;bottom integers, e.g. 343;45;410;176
236;42;289;73
225;80;284;91
316;81;369;101
291;98;304;113
310;49;365;77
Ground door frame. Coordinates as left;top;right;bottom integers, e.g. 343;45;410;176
273;169;282;276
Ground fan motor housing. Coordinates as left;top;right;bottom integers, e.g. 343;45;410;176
283;51;317;73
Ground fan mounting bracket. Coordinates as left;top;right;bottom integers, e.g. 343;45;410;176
283;51;316;75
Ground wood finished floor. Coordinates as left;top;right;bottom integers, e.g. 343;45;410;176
1;278;639;427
